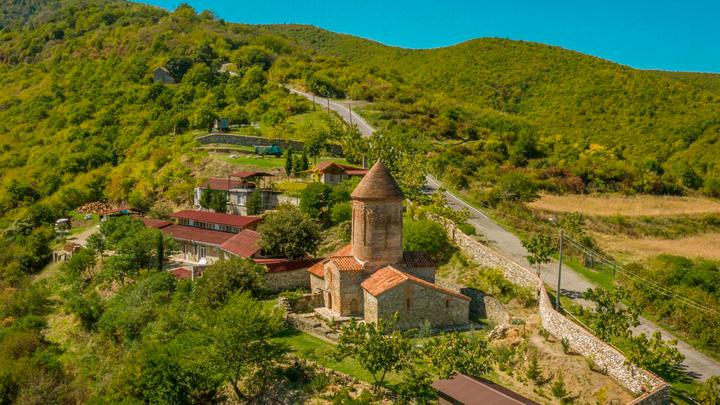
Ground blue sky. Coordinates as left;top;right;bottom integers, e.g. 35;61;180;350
142;0;720;73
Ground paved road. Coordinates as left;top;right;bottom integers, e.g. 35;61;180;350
293;86;720;381
287;87;375;138
425;177;720;381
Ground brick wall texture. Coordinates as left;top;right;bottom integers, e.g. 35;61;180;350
431;215;670;404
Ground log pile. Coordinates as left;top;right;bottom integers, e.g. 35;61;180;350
77;202;113;214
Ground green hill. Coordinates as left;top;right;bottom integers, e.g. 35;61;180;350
0;0;718;260
265;25;720;175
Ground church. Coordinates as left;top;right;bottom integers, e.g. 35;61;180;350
308;160;470;330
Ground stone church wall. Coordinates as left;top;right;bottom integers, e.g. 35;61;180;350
365;282;469;330
264;269;310;293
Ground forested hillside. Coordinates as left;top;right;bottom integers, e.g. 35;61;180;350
266;25;720;196
1;0;719;402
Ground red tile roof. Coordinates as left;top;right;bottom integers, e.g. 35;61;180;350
253;258;322;273
161;224;234;246
432;374;539;405
361;266;470;301
403;251;435;268
345;169;369;176
311;162;367;176
199;177;244;191
140;217;173;229
168;267;193;280
307;244;353;278
308;261;325;278
230;171;272;179
220;229;261;258
329;256;363;272
170;210;262;228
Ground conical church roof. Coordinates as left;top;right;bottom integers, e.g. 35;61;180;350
351;160;404;200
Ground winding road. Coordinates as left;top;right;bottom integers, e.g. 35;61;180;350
289;86;720;381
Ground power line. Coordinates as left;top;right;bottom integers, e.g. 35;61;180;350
560;235;720;317
439;189;720;317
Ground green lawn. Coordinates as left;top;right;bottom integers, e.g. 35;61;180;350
275;328;402;385
219;154;286;169
216;154;351;171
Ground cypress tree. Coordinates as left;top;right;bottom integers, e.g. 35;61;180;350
301;149;309;171
155;232;164;272
284;148;293;177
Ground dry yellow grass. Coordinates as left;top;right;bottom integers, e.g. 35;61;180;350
592;231;720;261
528;193;720;217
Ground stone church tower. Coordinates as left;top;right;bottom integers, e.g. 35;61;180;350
307;159;470;329
350;160;404;272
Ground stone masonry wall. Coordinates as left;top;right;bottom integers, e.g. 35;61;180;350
264;269;310;293
196;133;344;155
370;282;470;330
432;215;669;404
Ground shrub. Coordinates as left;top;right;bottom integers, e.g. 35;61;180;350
457;221;476;235
403;218;451;261
330;202;351;224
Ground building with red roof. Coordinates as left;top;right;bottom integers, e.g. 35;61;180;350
170;210;262;233
149;215;318;292
193;172;281;215
310;162;368;185
308;161;469;329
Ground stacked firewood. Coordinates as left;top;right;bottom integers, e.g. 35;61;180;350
77;201;113;214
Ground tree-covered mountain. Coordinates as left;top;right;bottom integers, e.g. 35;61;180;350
265;25;720;189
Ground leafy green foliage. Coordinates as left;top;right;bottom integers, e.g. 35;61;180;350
334;316;412;391
581;287;640;341
245;189;263;215
205;291;286;401
698;375;720;405
199;189;227;212
194;257;266;307
621;255;720;356
625;332;685;379
258;205;321;259
522;234;555;276
402;218;451;261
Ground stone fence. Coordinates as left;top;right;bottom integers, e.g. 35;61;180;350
196;133;344;155
433;216;670;405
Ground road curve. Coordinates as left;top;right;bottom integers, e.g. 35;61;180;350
286;87;376;137
294;87;720;381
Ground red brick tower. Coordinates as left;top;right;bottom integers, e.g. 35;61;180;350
350;160;404;272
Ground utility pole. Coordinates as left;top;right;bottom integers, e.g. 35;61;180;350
556;229;564;311
348;104;353;125
312;94;315;111
326;97;330;113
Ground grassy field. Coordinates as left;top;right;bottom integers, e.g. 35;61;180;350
592;231;720;260
275;329;401;385
528;193;720;217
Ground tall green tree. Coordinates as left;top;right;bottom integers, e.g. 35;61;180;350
522;234;556;276
205;292;286;401
284;148;293;177
257;205;321;259
195;258;265;307
334;316;412;391
581;287;640;340
245;190;263;215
